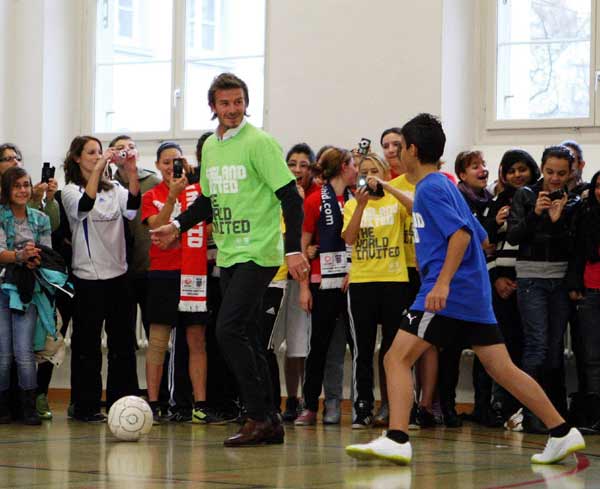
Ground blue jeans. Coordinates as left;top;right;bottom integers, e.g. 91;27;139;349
0;292;37;391
517;278;569;374
517;277;569;413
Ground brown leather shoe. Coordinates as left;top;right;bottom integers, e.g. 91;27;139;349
224;418;274;447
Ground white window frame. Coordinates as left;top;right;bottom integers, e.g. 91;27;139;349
188;0;220;53
115;0;137;43
483;0;598;130
81;0;267;142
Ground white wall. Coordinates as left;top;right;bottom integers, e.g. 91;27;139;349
0;0;9;139
441;0;477;168
267;0;443;154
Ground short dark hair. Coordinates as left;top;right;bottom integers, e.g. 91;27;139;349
0;143;22;161
156;141;182;162
195;132;214;165
64;136;113;191
108;134;132;148
286;143;315;164
454;150;484;178
207;73;249;120
0;166;30;205
400;113;446;164
560;140;583;163
541;145;574;169
380;127;402;145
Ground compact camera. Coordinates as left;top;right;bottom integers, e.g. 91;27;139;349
357;138;371;156
41;162;55;183
358;176;384;197
173;158;184;179
548;189;565;201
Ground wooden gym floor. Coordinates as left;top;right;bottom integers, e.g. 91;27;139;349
0;395;598;489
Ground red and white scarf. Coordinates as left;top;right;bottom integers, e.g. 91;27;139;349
178;184;207;312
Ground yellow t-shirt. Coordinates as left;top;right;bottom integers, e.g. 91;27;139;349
342;193;408;283
272;217;288;282
389;175;416;268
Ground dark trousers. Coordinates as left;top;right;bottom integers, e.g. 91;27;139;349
160;326;193;412
303;285;348;412
260;287;284;412
70;274;139;415
577;290;600;394
348;282;409;411
206;275;239;414
491;287;523;415
216;262;278;420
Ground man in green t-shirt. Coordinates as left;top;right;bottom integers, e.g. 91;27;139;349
151;73;308;447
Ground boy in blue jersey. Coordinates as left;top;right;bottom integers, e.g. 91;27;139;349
346;113;584;465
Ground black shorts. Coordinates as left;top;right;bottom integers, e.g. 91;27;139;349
147;271;209;327
399;309;504;349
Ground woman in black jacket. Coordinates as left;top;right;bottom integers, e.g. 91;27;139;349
484;149;540;427
567;170;600;432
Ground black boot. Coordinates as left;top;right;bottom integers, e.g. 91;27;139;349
21;389;41;426
0;390;10;424
442;404;462;428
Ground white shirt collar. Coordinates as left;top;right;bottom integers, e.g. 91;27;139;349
216;117;248;141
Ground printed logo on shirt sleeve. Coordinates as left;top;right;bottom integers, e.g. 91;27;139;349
412;212;424;244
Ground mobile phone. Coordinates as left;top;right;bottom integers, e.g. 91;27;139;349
173;158;184;179
548;189;565;201
41;162;55;183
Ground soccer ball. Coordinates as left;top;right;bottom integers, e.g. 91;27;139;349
108;396;153;442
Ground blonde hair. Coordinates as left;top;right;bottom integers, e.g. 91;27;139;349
357;152;390;177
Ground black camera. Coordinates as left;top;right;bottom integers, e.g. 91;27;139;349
41;162;55;183
548;189;565;201
357;138;371;156
357;176;384;197
173;158;184;179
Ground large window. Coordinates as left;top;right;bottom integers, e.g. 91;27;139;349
89;0;266;138
486;0;597;129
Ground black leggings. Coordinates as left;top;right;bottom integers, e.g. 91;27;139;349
303;285;348;412
348;282;410;411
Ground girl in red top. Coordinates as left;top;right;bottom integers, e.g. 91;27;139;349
295;147;358;425
141;142;209;423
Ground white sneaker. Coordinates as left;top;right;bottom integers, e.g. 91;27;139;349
531;428;586;464
346;432;412;465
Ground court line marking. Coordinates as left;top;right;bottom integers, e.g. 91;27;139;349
485;453;590;489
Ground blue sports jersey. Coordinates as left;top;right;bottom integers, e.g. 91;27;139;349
411;172;496;324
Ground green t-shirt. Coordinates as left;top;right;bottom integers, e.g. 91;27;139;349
200;122;294;268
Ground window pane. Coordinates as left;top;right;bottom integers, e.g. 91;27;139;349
120;0;133;8
95;0;173;133
202;0;215;21
184;0;266;130
496;0;591;120
118;10;133;38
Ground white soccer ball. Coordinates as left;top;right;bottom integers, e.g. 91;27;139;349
107;396;153;442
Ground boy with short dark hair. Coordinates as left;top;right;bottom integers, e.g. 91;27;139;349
345;113;585;465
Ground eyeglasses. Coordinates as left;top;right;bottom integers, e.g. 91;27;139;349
12;182;31;190
0;155;22;163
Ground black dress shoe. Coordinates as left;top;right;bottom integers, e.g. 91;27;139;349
224;418;274;447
